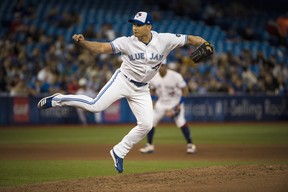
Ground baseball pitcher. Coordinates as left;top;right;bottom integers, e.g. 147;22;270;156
37;11;213;173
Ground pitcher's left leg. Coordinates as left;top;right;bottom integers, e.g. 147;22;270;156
113;92;153;158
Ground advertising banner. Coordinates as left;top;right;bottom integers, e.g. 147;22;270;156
0;95;287;125
13;97;29;123
185;95;288;121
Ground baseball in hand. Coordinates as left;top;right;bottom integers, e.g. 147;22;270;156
72;34;85;42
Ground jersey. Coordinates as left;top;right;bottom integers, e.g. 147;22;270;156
150;69;187;108
111;31;187;83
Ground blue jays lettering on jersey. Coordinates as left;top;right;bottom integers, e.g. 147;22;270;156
128;53;164;61
149;53;164;61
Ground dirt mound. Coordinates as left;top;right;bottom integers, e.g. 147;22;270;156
2;164;288;192
1;143;288;192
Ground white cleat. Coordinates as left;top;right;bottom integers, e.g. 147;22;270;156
139;143;154;154
187;144;197;154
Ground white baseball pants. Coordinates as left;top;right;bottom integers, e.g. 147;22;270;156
52;69;153;158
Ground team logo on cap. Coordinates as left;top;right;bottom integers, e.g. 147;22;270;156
136;13;142;17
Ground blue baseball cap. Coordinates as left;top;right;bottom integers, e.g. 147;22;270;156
128;12;153;25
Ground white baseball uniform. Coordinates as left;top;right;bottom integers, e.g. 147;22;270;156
51;31;188;158
150;68;187;127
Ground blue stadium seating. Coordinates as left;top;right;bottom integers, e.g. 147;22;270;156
1;0;286;64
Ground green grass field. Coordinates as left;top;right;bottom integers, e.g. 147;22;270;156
0;123;288;187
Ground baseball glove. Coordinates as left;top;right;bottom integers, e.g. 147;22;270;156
190;42;214;63
165;104;181;118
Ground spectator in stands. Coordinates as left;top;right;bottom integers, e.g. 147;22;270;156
229;73;245;95
55;35;65;58
241;26;256;41
273;62;288;80
24;3;37;19
12;0;25;17
78;49;95;66
98;23;116;41
277;13;288;37
242;66;258;93
9;79;29;96
46;6;60;25
202;2;222;26
83;24;97;39
29;79;42;96
276;73;287;95
264;72;280;95
226;28;241;42
264;55;277;71
276;12;288;46
66;75;80;94
47;72;65;94
249;60;261;77
58;12;75;28
10;12;27;33
0;70;7;93
37;65;53;85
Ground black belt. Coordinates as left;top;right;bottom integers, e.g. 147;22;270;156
123;74;148;87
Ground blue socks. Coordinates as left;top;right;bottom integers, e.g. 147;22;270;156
181;124;192;144
147;125;192;144
147;127;155;144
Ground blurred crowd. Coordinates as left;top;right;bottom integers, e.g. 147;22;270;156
153;0;288;47
0;0;287;97
169;48;287;95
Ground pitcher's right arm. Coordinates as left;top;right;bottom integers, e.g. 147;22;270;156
72;34;113;54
